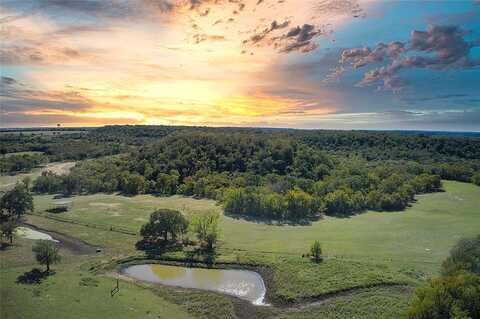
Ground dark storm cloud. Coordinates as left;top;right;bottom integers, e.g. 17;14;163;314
336;25;480;92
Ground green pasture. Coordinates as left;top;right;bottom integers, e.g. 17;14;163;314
34;180;480;275
2;179;479;318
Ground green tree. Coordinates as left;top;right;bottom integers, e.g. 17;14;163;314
32;240;61;272
62;174;81;195
442;235;480;276
0;184;33;244
407;273;480;319
310;240;323;263
155;171;179;195
120;173;146;195
191;211;220;250
285;189;318;220
473;172;480;186
22;176;32;190
0;184;33;219
0;218;19;244
140;209;188;243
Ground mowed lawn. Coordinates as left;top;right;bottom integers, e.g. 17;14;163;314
33;181;480;274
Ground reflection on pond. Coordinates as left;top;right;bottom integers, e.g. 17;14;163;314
122;264;266;305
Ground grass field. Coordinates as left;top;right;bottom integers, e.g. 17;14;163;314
33;180;479;275
2;179;479;318
0;243;192;319
34;194;221;232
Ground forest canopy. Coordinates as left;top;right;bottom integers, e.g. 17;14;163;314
2;126;479;221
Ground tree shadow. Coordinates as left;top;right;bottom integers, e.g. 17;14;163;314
0;242;13;251
16;268;52;285
185;247;218;266
135;239;183;258
224;212;319;226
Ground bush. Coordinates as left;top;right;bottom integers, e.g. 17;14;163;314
407;273;480;319
442;235;480;276
310;240;323;263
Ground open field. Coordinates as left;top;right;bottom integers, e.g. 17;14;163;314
0;161;75;192
2;176;479;318
33;180;480;275
220;180;480;275
0;240;192;319
34;194;221;232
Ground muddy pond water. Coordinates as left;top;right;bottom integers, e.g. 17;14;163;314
122;264;266;305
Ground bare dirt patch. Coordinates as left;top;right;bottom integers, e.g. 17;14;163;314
43;161;76;175
23;222;98;255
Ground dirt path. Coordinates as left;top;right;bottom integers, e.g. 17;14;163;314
23;222;98;255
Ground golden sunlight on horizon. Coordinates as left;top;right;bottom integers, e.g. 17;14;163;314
1;0;372;127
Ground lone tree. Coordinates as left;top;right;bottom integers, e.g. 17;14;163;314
310;240;323;263
32;240;61;272
191;211;220;251
0;184;33;243
140;209;189;244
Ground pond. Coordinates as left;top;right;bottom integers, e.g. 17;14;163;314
15;227;59;242
122;264;266;305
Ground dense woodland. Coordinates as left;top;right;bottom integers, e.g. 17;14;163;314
2;126;479;221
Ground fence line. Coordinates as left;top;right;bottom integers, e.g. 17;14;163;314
27;212;138;236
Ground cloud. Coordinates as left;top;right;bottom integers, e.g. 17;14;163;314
245;23;324;53
1;76;17;85
193;33;226;43
246;19;291;45
340;41;405;68
0;45;95;66
337;25;480;92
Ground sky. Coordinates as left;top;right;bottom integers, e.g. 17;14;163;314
0;0;479;131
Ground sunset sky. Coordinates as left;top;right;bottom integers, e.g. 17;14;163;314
1;0;479;130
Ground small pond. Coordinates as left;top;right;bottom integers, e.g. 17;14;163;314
15;227;59;242
122;264;266;305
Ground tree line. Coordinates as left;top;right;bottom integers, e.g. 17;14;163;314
0;153;46;174
24;126;479;221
